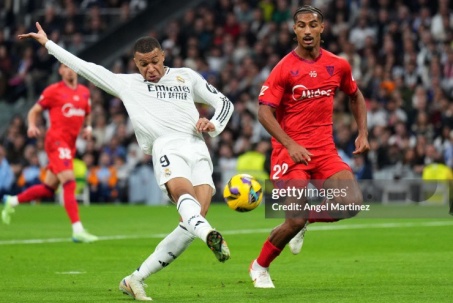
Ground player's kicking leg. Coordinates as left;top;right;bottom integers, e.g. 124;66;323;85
169;179;230;262
119;223;195;300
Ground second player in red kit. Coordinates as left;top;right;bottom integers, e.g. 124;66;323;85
39;72;90;173
260;40;357;181
2;64;98;243
250;5;370;288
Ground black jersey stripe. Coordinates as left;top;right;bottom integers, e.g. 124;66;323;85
217;99;231;123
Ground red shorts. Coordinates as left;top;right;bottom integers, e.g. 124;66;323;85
45;139;76;174
270;144;351;187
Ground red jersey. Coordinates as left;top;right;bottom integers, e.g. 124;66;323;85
38;81;91;146
259;49;357;149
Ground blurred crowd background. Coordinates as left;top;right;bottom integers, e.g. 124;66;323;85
0;0;452;204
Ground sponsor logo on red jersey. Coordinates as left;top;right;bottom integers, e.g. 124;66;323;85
291;85;332;101
61;103;86;117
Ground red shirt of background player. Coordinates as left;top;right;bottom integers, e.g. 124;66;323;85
259;48;357;150
38;81;90;172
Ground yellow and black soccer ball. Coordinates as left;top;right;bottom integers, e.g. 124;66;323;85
223;174;263;212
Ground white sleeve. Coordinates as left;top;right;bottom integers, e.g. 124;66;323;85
191;70;234;137
45;40;125;97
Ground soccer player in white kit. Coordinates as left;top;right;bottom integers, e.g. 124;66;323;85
19;23;234;301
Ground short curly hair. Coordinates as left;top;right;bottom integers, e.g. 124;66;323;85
133;37;162;53
293;5;324;23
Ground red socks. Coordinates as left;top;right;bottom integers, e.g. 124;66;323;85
256;239;282;268
63;180;80;223
17;184;55;203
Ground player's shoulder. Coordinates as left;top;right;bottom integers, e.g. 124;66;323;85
321;49;350;67
170;67;199;78
77;83;91;93
168;67;206;84
44;82;62;92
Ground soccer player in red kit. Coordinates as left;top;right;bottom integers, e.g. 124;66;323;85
249;5;370;288
2;64;98;243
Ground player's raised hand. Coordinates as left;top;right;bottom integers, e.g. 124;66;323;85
287;142;312;165
27;125;41;138
196;117;215;133
353;133;370;155
17;22;49;46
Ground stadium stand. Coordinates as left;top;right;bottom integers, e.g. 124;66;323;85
1;0;452;203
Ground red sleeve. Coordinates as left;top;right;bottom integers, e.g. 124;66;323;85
258;61;286;108
339;59;358;96
37;85;54;109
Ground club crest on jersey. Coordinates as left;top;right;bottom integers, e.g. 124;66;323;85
326;66;334;76
176;76;185;83
164;168;172;177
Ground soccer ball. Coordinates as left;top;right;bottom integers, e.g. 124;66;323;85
223;174;263;212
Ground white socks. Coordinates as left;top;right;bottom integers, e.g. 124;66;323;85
252;259;268;270
72;221;84;233
176;194;213;242
133;224;195;280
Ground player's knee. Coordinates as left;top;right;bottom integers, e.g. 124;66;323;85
345;190;363;217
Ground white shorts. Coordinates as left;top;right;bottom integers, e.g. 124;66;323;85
152;135;215;196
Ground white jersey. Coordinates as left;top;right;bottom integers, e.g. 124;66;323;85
45;41;234;154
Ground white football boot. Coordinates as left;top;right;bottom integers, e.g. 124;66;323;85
119;274;152;301
1;195;16;225
288;222;308;255
249;260;275;288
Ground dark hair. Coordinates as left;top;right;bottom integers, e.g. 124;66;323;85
293;5;324;22
133;37;162;53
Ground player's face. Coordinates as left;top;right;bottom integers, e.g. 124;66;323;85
134;49;166;83
59;64;77;83
293;12;324;50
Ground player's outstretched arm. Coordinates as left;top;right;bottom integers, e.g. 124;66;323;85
18;22;49;46
18;22;124;98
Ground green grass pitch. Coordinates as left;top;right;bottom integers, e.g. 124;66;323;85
1;203;452;302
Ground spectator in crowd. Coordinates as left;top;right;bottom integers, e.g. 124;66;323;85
87;152;118;202
236;140;270;185
1;0;453;205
